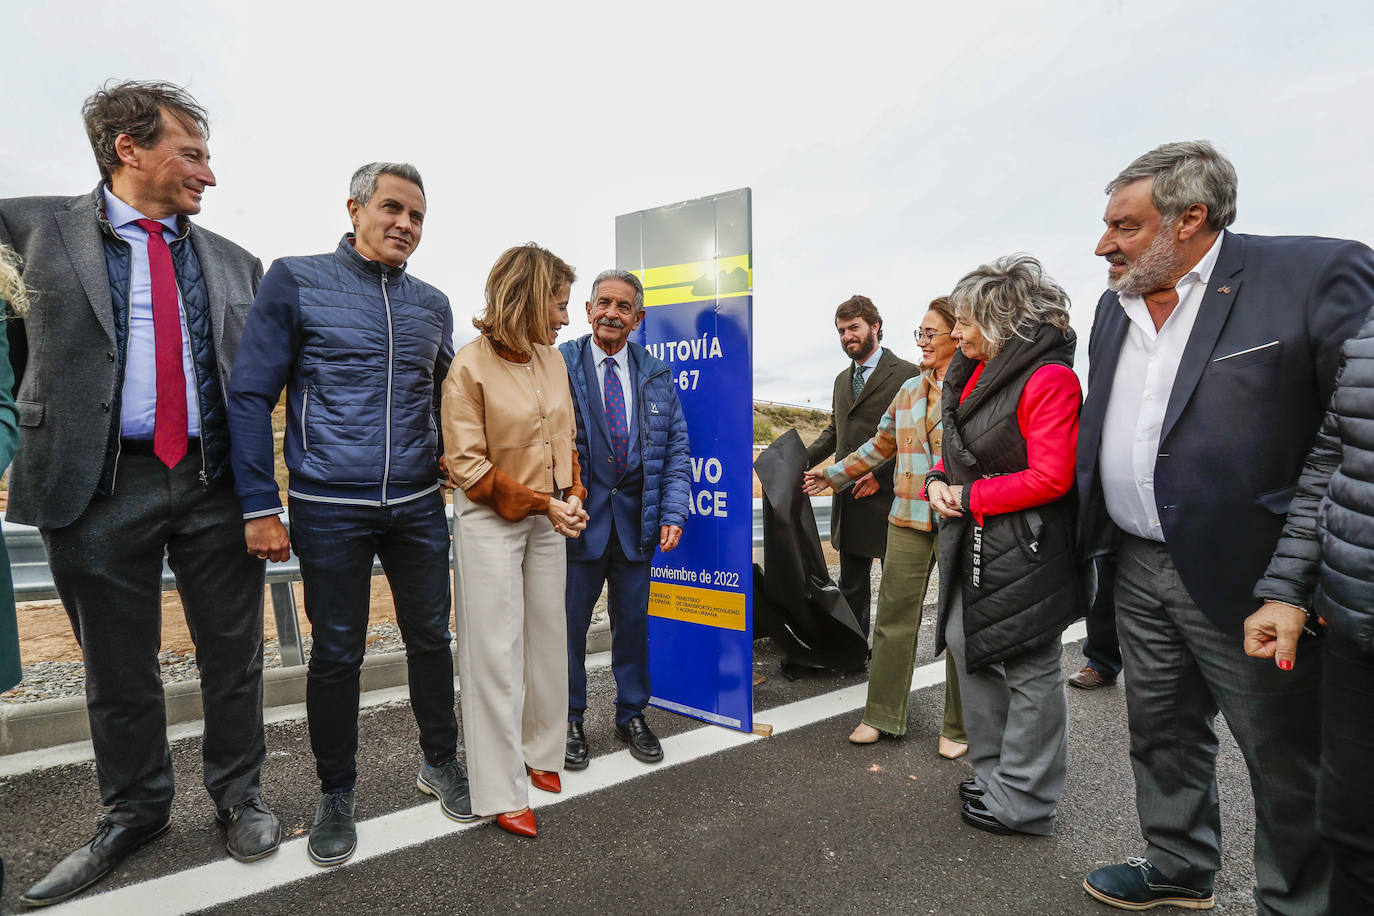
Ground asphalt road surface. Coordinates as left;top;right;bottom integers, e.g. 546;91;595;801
0;618;1263;915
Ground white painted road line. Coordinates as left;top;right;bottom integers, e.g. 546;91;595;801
40;623;1086;915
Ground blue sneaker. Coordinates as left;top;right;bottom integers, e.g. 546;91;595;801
1084;858;1214;910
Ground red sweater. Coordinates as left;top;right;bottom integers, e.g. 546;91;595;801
931;362;1081;524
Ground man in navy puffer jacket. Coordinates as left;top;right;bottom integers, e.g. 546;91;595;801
228;163;466;868
559;270;691;768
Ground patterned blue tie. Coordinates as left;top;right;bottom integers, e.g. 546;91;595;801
604;357;629;476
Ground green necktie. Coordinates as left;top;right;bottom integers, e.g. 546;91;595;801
852;364;867;399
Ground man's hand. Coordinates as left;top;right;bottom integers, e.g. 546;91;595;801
438;455;455;491
801;469;831;496
245;516;291;563
926;481;964;518
659;524;682;552
852;472;879;499
1243;601;1310;671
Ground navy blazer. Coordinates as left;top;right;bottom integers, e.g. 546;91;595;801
1076;231;1374;632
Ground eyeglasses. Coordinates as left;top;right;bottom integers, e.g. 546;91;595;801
914;329;950;342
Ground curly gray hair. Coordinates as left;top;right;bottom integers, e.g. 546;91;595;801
1106;140;1238;231
949;254;1070;358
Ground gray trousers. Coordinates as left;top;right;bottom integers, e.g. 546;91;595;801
1115;534;1328;915
944;587;1068;835
41;452;267;826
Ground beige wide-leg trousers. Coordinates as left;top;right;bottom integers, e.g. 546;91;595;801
452;491;569;816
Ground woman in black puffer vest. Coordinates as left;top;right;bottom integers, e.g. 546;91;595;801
1250;311;1374;913
925;255;1085;837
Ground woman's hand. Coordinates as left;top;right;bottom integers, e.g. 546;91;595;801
801;469;831;496
927;481;964;518
548;496;589;538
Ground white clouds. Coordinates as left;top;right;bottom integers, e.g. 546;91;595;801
3;0;1372;405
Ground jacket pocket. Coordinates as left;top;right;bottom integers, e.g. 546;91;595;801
1210;340;1283;374
1017;509;1046;563
1257;483;1296;516
300;386;311;452
16;400;42;428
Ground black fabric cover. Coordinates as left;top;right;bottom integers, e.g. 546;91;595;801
753;429;869;677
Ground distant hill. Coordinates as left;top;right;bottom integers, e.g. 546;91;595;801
754;401;831;450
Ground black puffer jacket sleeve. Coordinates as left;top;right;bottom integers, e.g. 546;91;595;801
1254;400;1343;608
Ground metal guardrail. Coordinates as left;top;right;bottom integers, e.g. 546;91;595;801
5;496;831;669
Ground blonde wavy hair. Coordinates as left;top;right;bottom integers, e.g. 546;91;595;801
0;243;30;316
474;243;575;359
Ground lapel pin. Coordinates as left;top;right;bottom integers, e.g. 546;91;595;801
1217;285;1232;294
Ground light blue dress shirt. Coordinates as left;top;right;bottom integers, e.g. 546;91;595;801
102;186;201;438
593;341;634;430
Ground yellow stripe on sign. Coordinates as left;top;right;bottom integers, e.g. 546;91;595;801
647;581;747;631
632;254;752;308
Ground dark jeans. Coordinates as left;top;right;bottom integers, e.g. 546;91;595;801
42;453;266;826
1083;553;1122;677
1322;634;1374;915
290;491;457;793
839;551;881;637
566;520;652;728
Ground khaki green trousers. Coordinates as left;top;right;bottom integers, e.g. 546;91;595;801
861;523;965;741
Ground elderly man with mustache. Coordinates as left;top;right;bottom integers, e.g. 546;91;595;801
558;270;692;768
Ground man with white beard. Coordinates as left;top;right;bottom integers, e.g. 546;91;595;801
1074;141;1374;913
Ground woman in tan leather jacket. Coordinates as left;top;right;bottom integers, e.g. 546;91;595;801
442;243;588;838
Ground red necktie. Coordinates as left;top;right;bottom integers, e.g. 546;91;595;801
135;219;188;468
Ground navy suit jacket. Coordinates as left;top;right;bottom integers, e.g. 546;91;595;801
1077;231;1374;633
575;340;648;561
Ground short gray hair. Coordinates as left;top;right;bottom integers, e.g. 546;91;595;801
589;269;644;313
949;254;1071;359
349;162;425;205
1106;140;1238;231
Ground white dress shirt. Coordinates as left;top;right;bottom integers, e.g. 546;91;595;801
1099;232;1225;541
593;341;634;430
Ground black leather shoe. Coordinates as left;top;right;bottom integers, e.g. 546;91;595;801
565;722;589;770
615;715;664;763
20;818;170;906
1084;858;1214;910
958;779;985;804
215;797;281;862
308;791;357;867
960;798;1020;836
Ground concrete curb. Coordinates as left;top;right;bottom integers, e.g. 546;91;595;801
0;616;613;757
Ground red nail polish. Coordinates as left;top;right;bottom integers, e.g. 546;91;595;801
1278;659;1293;671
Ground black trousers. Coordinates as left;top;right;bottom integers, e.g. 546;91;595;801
1082;553;1123;676
1322;633;1374;915
838;551;880;637
290;492;457;793
42;453;266;826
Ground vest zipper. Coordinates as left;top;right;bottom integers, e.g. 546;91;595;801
109;258;134;494
380;275;394;506
171;272;210;487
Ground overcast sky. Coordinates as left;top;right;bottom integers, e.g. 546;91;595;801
3;0;1371;407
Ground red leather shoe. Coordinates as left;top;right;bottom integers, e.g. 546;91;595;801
526;765;561;794
496;808;537;838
